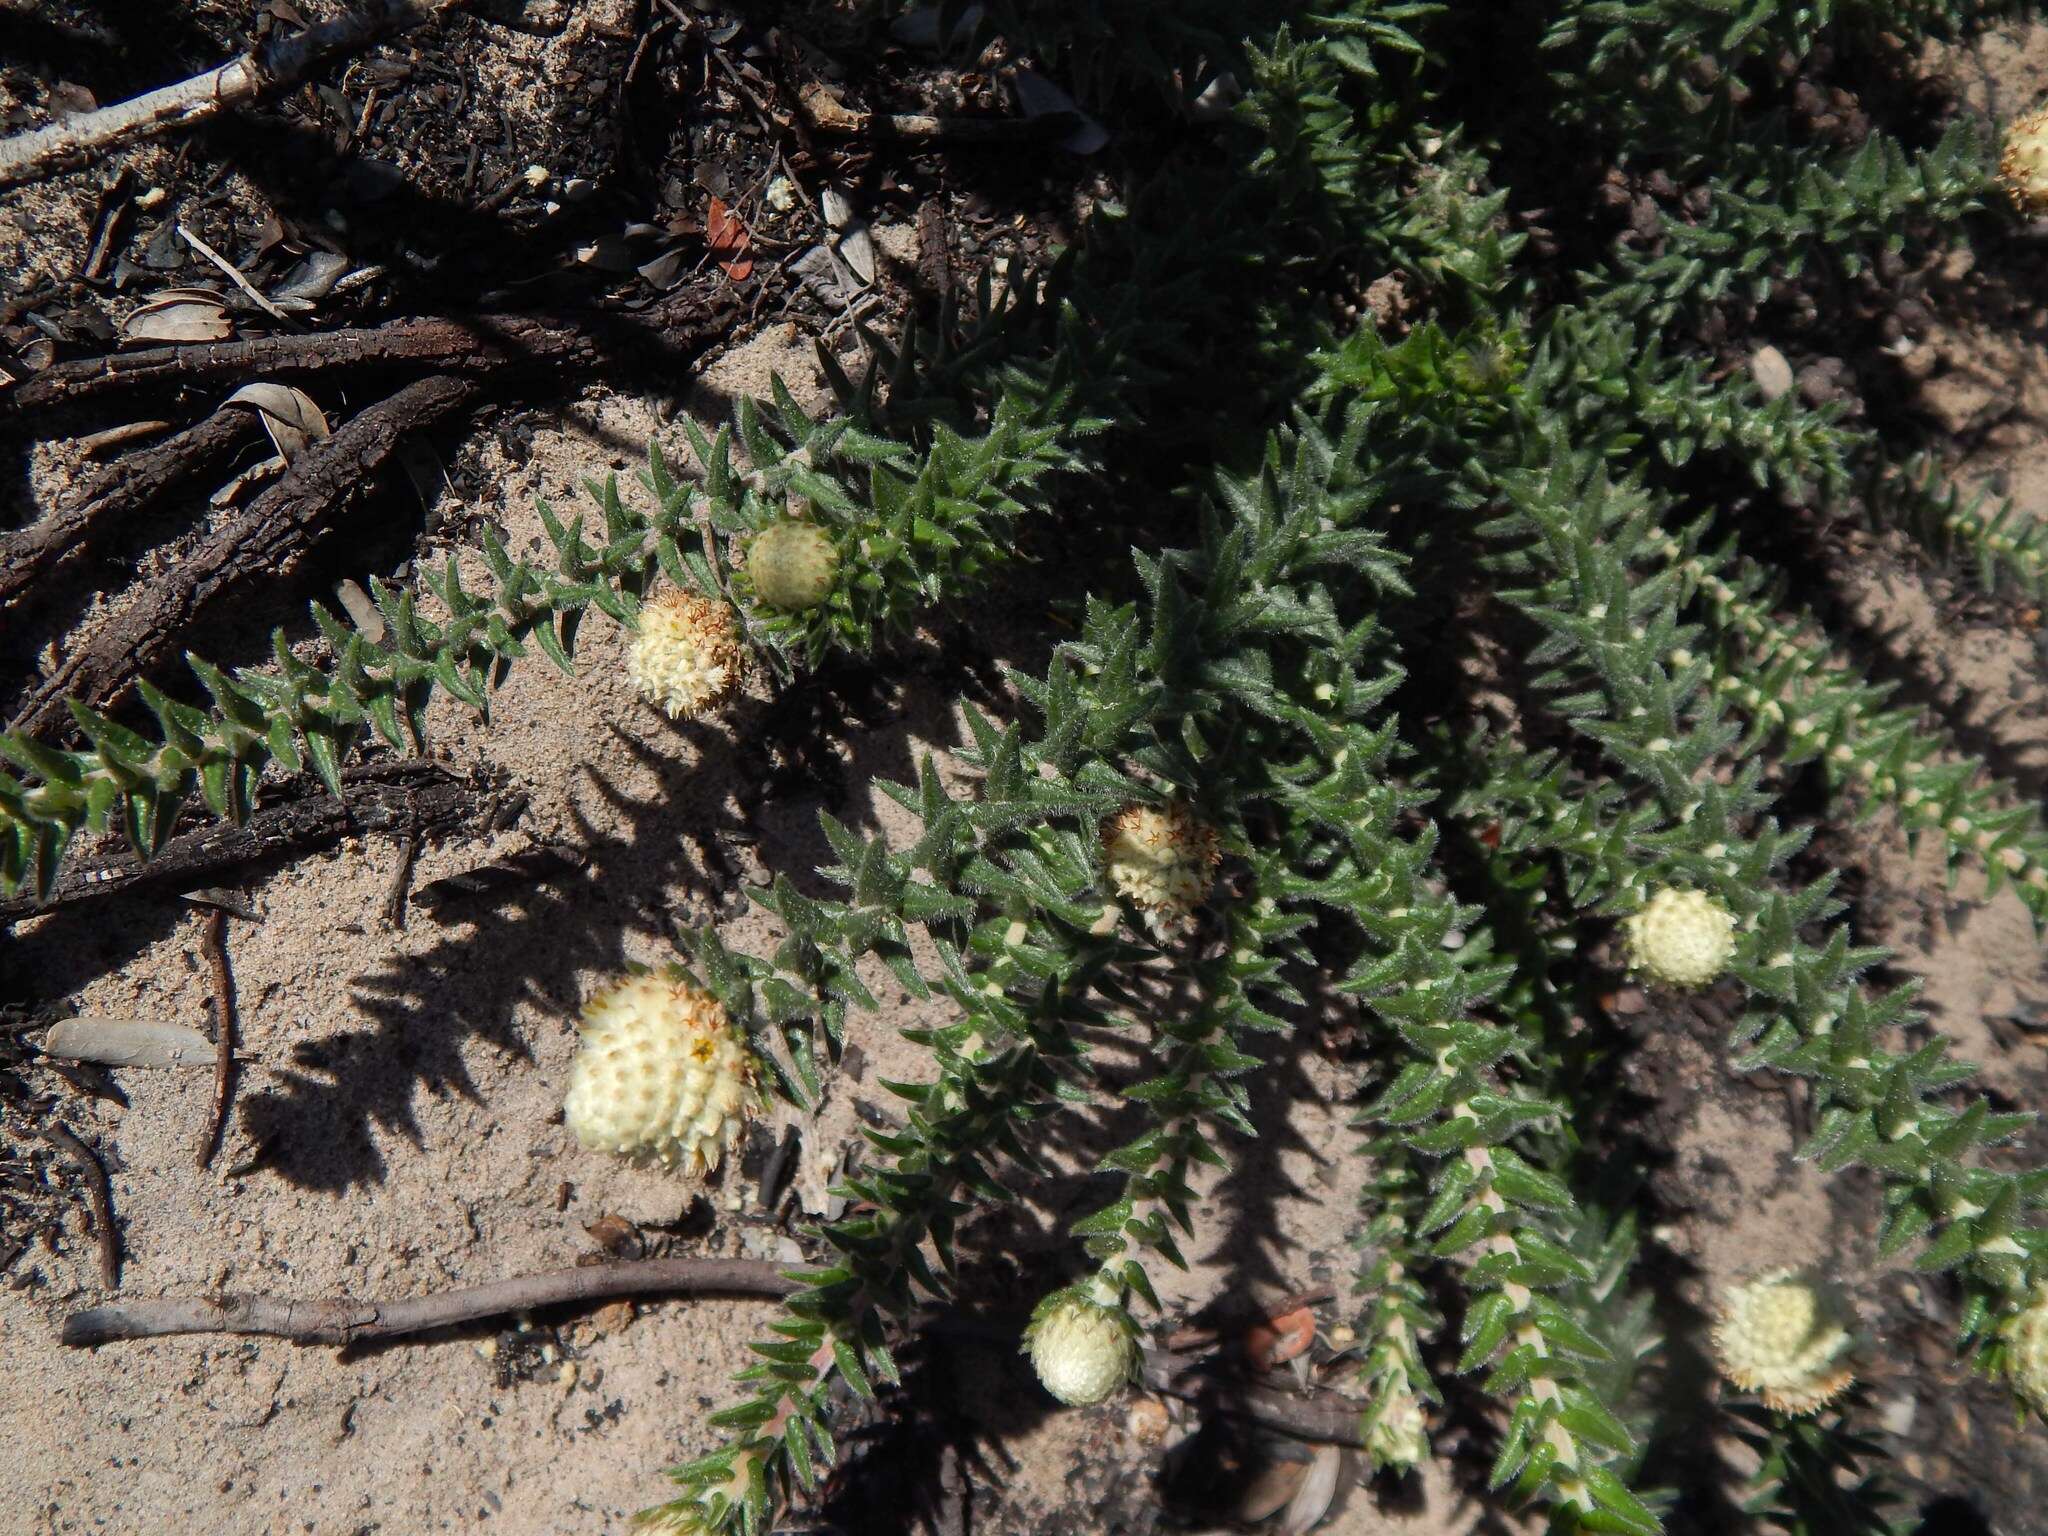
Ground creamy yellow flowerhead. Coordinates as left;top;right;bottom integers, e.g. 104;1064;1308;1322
2004;1287;2048;1415
1024;1294;1137;1406
747;521;840;611
629;589;741;718
1624;886;1736;989
2001;107;2048;216
564;971;760;1176
1101;802;1221;924
1712;1268;1855;1415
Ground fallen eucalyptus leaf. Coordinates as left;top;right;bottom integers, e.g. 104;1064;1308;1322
1278;1445;1343;1535
1236;1454;1309;1524
836;221;877;286
1009;68;1108;154
225;382;330;464
123;288;232;344
43;1018;215;1069
270;250;352;305
792;243;862;310
637;248;687;290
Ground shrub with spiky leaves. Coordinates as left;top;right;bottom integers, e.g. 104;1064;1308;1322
23;2;2048;1533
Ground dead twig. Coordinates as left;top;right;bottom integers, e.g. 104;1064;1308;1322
0;759;507;924
40;1122;120;1290
6;297;748;414
194;907;237;1169
0;407;256;609
1139;1348;1370;1448
61;1256;800;1347
381;833;419;928
0;0;470;191
9;374;478;739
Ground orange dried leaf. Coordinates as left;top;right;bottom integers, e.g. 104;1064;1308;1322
1244;1304;1316;1370
705;195;753;279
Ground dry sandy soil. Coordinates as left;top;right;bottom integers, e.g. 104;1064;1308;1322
8;8;2048;1536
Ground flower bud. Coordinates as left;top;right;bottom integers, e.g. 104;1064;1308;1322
629;589;741;718
1363;1391;1429;1469
565;970;760;1177
1712;1268;1855;1415
746;521;840;611
2004;1287;2048;1416
1024;1293;1137;1406
1623;886;1736;989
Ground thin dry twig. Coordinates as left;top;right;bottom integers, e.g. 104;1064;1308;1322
0;0;469;190
381;834;420;928
176;225;300;328
61;1256;800;1347
195;907;237;1169
40;1123;120;1290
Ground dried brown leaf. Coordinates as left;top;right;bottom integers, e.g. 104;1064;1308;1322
1278;1445;1343;1535
225;381;330;464
123;289;232;344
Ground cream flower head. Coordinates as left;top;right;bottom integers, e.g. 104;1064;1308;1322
1024;1293;1137;1407
629;589;741;718
2001;107;2048;216
564;970;760;1176
1101;802;1221;925
1623;886;1736;989
1712;1268;1855;1415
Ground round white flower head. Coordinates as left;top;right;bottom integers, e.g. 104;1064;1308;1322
630;589;741;719
1624;886;1736;989
1101;802;1221;924
2001;107;2048;216
1363;1391;1429;1470
1712;1268;1855;1415
2003;1287;2048;1415
1024;1292;1136;1407
564;970;760;1176
746;521;840;611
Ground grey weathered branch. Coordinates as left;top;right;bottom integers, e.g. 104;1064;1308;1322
0;759;511;924
0;0;469;191
62;1257;801;1347
62;1252;1377;1447
8;375;478;740
7;297;749;414
0;407;256;609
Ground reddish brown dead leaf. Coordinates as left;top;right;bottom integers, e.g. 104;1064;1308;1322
705;195;754;281
1244;1302;1317;1370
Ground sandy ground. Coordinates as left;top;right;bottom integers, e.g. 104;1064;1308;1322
9;12;2048;1536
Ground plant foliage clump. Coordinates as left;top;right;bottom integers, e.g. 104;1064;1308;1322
11;0;2048;1531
